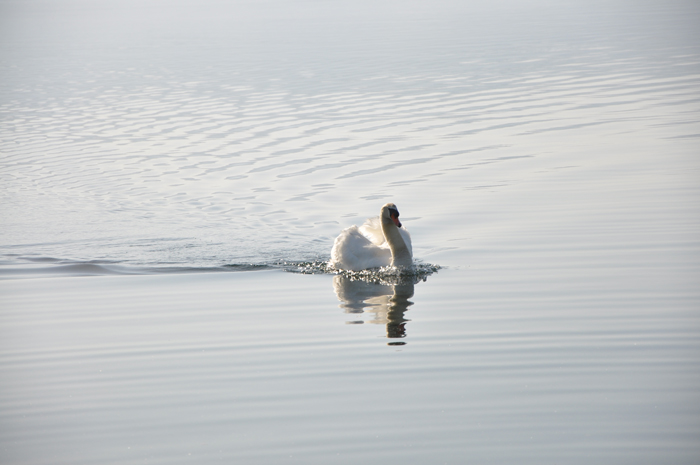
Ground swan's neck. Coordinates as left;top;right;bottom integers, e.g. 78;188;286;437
381;216;412;267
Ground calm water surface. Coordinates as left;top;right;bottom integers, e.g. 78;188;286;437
2;270;698;464
1;0;699;463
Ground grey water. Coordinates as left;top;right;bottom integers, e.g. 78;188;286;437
1;0;700;463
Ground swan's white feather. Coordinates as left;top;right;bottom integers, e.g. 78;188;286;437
329;213;413;271
330;225;392;271
358;216;386;247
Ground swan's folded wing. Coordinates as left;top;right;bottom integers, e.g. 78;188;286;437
358;216;387;247
330;225;391;271
360;216;412;259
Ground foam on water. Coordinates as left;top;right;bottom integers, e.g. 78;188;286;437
284;260;441;285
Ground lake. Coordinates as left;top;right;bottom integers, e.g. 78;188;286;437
1;0;699;463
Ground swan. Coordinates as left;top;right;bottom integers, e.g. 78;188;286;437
329;203;413;271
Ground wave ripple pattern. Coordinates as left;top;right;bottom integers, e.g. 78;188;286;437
1;0;699;268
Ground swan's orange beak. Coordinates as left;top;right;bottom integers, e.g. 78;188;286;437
391;212;402;228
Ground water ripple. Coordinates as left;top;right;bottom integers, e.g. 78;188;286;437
1;17;699;269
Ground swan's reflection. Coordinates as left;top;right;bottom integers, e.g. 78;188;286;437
332;275;414;344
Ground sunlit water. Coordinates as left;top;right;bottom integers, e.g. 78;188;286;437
1;0;699;463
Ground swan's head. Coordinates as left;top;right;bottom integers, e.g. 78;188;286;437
382;203;402;228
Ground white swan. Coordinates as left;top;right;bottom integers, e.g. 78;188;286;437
329;203;413;271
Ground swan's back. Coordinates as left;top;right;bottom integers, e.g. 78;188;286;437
358;216;386;247
330;224;392;271
329;216;413;271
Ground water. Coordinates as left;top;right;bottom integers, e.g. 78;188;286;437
2;270;698;464
1;0;699;463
